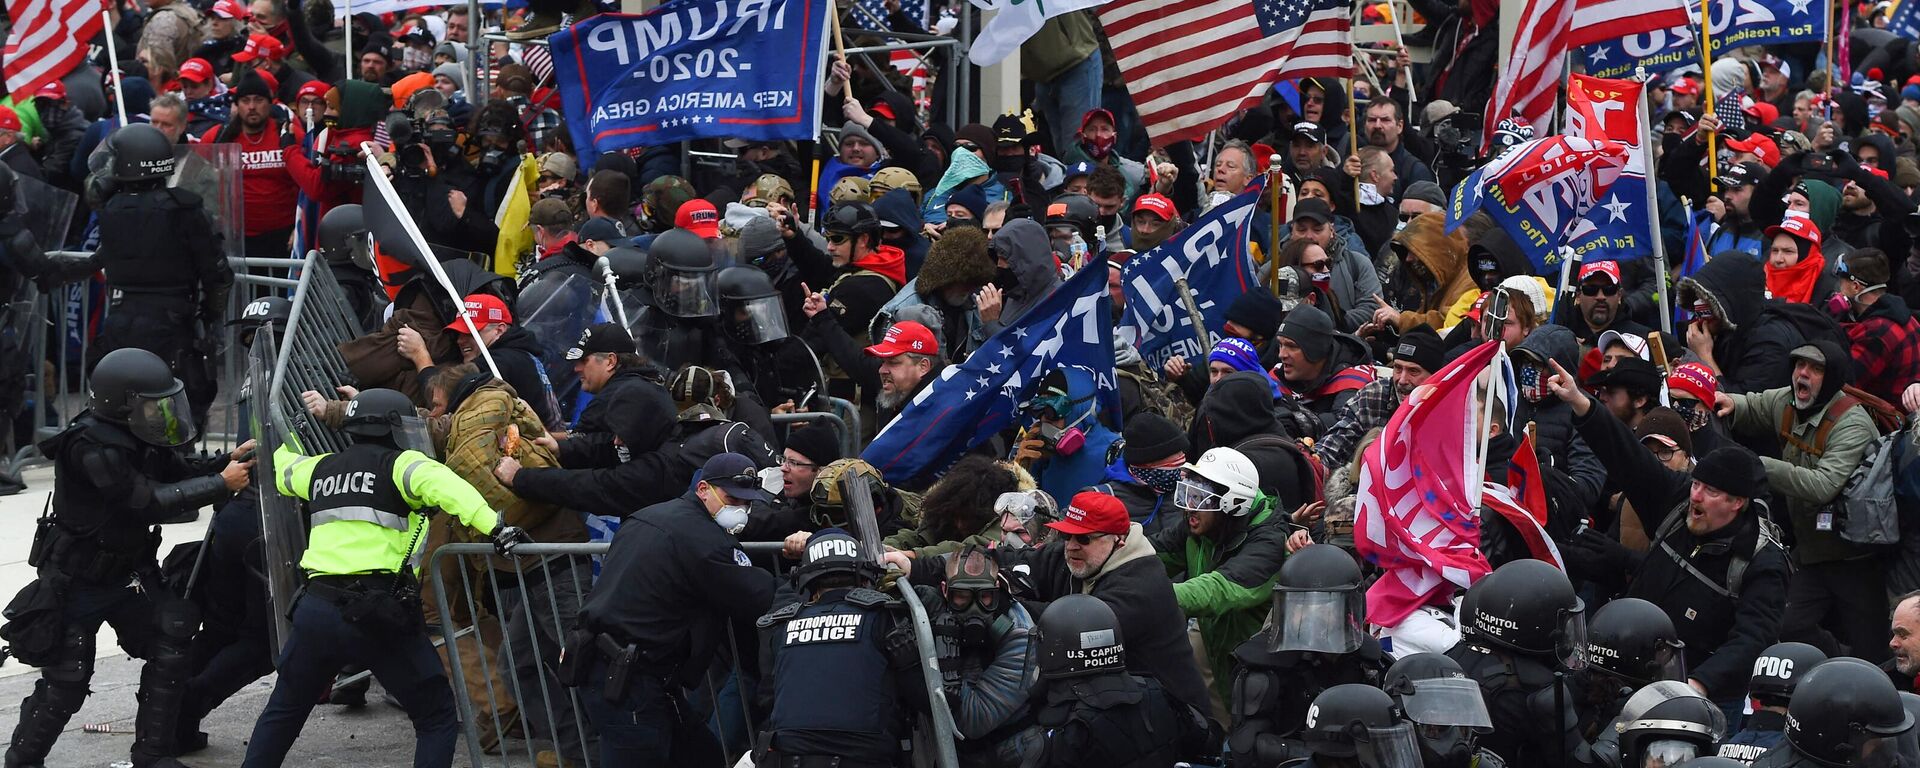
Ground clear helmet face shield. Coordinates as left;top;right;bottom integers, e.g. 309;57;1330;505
1173;475;1227;513
395;414;436;458
129;383;197;447
1354;723;1425;768
1557;601;1589;670
1636;738;1700;768
1396;677;1494;730
731;295;790;344
656;268;718;318
1268;587;1366;654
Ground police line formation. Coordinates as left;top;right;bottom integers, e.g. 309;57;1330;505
2;0;1920;767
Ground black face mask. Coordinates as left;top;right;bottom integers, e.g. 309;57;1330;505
989;153;1026;173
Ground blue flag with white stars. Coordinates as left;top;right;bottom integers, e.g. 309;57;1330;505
1581;0;1824;80
861;264;1118;485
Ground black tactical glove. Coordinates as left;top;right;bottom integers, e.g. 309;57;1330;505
491;524;532;556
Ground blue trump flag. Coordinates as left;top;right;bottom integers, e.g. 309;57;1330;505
1120;180;1263;371
548;0;829;155
1892;0;1920;37
1447;135;1629;275
862;264;1119;484
1581;0;1824;79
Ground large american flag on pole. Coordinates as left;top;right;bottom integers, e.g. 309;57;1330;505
3;0;103;100
1101;0;1352;146
1354;340;1510;628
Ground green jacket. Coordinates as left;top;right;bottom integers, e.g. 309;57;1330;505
1151;503;1289;702
1726;386;1877;565
883;514;1000;560
1020;13;1099;84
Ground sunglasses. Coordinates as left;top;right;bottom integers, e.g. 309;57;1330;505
1581;284;1621;297
826;233;851;244
1065;532;1109;546
1300;259;1332;273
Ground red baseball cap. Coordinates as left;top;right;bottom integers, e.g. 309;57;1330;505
232;33;286;63
1049;491;1131;537
1724;134;1779;167
178;58;214;83
32;81;66;101
675;199;720;239
211;0;250;19
1667;361;1718;404
863;321;937;358
1671;77;1701;96
1578;260;1621;285
447;294;512;332
1765;213;1822;246
1745;101;1780;127
0;106;22;133
1134;193;1176;221
294;80;331;102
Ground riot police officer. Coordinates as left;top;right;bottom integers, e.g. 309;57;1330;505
1718;643;1827;764
754;528;918;767
1753;658;1914;767
1585;598;1688;743
7;348;252;768
1380;653;1506;768
1615;682;1728;768
1295;683;1424;768
242;387;526;768
718;264;820;410
89;123;234;431
1231;543;1388;768
1029;594;1207;767
1449;558;1602;766
640;227;739;371
313;204;387;333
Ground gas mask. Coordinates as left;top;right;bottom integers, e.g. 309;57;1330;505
943;547;1007;649
1028;388;1096;456
1130;464;1183;495
1416;724;1476;768
1037;418;1087;455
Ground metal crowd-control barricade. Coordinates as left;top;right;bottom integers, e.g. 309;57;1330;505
428;541;958;768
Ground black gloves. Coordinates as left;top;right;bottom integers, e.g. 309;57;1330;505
1561;528;1642;580
491;524;532;556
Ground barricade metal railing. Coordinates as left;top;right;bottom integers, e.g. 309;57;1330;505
427;540;958;768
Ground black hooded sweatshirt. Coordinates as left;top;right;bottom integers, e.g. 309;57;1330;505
1681;254;1805;396
1189;372;1310;507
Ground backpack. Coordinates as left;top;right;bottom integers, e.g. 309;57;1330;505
1234;433;1329;509
1826;419;1914;550
1116;365;1195;429
1652;497;1791;598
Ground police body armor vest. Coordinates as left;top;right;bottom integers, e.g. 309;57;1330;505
305;446;413;536
1035;673;1184;768
97;188;208;295
767;595;898;745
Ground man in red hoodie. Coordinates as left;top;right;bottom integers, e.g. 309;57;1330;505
209;69;299;263
817;200;906;343
283;80;383;222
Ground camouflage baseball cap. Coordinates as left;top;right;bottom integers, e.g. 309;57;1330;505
642;175;696;225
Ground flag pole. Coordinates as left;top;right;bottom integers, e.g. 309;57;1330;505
1638;66;1674;340
1824;0;1835;111
100;3;129;126
828;0;853;105
1389;9;1418;127
1349;77;1360;205
1698;0;1718;194
1268;155;1282;290
345;0;354;75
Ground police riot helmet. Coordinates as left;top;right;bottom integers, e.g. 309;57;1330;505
89;348;197;447
715;265;788;344
647;228;719;318
1463;558;1586;668
1268;543;1365;655
600;245;652;290
824;201;881;239
1303;684;1423;767
1176;447;1264;518
108;123;177;183
230;295;292;347
1035;594;1125;680
1616;682;1727;768
1586;597;1686;689
791;527;871;592
1045;193;1099;244
317;204;374;271
1748;642;1828;707
1382;653;1492;766
1785;657;1914;766
341;387;427;448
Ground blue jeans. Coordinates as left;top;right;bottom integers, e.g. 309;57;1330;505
583;671;721;767
1033;50;1104;154
242;594;460;768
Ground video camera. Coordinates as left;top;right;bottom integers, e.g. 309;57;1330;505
322;142;369;184
1431;111;1483;165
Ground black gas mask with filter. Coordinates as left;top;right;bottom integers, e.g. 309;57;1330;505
941;546;1010;650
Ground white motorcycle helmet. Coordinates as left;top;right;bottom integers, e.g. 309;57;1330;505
1174;447;1263;517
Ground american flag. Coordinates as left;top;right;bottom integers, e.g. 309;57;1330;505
1484;0;1690;149
1101;0;1353;146
520;43;554;87
3;0;104;100
1483;0;1572;150
851;0;926;31
1713;87;1749;135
